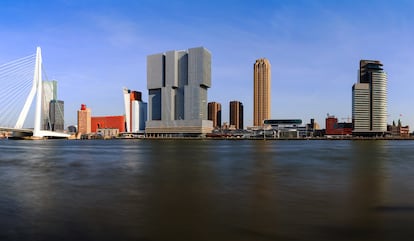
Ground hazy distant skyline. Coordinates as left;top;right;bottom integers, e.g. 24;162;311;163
1;0;413;128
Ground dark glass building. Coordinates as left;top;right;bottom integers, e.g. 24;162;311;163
208;102;222;128
230;101;243;130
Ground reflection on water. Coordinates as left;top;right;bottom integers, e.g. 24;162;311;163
0;139;414;241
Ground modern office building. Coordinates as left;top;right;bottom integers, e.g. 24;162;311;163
49;100;64;131
352;60;387;136
229;101;244;130
77;104;91;135
123;88;147;133
208;102;222;128
42;80;57;130
254;58;271;126
145;47;213;137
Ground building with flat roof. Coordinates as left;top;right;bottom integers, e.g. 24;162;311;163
91;115;125;133
208;102;221;128
145;47;213;137
254;58;271;126
262;119;303;138
325;115;352;136
352;60;387;136
229;101;243;130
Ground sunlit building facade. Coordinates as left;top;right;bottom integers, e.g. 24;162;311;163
146;47;213;137
352;60;387;136
123;88;147;133
77;104;91;135
254;58;271;126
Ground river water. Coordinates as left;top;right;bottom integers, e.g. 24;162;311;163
0;139;413;241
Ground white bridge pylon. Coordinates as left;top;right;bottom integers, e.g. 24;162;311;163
13;47;69;138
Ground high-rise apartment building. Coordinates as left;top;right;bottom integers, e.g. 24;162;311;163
208;102;222;128
254;58;271;126
352;60;387;136
123;88;147;133
230;101;244;130
146;47;213;137
77;104;91;135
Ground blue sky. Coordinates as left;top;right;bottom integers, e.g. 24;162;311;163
1;0;413;128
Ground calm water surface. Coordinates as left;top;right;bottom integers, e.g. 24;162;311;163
0;139;414;241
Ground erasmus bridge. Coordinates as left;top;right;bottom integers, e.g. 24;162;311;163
0;47;70;139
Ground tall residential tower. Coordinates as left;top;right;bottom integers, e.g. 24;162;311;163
352;60;387;136
254;58;271;126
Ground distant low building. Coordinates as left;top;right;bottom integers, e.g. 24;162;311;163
388;120;409;137
325;115;352;136
263;119;303;138
67;125;77;133
97;128;119;139
91;116;125;133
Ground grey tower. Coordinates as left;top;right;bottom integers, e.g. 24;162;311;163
146;47;213;137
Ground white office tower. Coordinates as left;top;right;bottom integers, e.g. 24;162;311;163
123;88;147;133
352;60;387;136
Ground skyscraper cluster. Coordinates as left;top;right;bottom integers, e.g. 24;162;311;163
73;45;392;139
207;58;271;130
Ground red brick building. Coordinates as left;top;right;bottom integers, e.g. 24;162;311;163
325;115;352;136
91;116;125;133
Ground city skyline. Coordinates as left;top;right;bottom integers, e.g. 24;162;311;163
1;1;414;128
